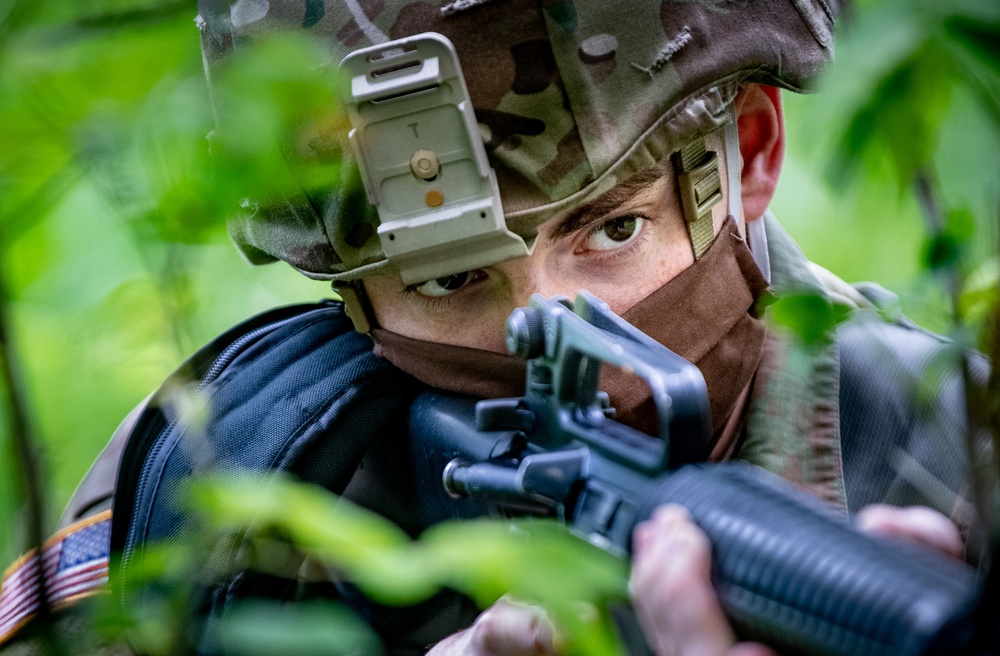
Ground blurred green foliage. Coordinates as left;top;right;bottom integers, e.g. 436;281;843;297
775;0;1000;339
0;0;997;650
0;2;331;564
209;602;382;656
189;473;627;655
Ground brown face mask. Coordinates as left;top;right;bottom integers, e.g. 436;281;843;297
371;217;769;459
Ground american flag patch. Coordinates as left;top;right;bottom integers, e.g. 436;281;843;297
0;510;111;645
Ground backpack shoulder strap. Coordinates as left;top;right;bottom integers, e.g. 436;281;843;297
97;300;411;636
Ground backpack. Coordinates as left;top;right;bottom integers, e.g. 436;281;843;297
109;300;418;650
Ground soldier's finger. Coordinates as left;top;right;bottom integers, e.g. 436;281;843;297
856;504;964;560
467;598;560;656
631;505;736;656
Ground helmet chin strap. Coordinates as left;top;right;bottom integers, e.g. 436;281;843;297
723;108;771;284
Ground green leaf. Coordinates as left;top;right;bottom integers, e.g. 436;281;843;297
190;473;629;655
959;257;999;332
922;232;963;272
188;472;437;604
765;293;851;346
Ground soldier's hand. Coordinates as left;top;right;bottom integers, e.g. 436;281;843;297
426;597;560;656
630;504;777;656
629;502;964;656
856;504;964;559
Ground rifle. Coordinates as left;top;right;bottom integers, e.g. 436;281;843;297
407;291;982;656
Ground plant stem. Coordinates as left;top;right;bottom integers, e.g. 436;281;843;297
914;170;995;557
0;232;60;651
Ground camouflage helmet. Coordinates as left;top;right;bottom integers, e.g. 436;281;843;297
198;0;836;282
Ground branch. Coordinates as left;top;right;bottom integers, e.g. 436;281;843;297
914;169;995;557
0;230;58;649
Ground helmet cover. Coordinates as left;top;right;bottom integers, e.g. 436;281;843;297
198;0;836;281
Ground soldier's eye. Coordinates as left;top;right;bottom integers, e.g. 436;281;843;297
412;270;483;297
585;216;645;251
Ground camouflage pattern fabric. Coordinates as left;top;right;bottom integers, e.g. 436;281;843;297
740;212;849;513
740;213;985;551
198;0;836;281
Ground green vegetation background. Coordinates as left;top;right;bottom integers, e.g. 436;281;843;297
1;0;998;571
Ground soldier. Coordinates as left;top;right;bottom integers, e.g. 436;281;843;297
1;0;984;654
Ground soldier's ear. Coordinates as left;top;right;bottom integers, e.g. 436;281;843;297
734;84;785;224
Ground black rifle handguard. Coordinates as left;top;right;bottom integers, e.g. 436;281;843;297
637;463;977;656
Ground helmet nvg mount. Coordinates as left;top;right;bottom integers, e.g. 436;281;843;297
339;33;530;287
199;0;836;328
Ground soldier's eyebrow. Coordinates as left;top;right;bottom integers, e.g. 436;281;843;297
547;168;668;240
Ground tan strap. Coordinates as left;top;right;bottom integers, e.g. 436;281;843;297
334;281;377;333
674;136;722;260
